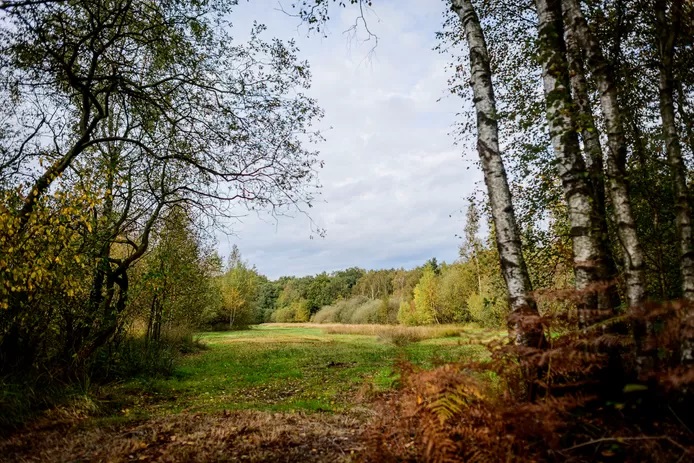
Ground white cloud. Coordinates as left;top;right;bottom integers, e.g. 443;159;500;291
217;0;482;278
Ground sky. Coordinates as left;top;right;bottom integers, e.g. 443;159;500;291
217;0;482;279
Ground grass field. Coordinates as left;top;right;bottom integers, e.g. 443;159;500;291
1;323;501;462
108;324;496;419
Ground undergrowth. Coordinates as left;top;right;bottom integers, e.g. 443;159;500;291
0;333;205;431
361;300;694;462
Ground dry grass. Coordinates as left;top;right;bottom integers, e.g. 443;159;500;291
325;324;464;346
265;323;503;346
217;334;330;344
0;409;368;462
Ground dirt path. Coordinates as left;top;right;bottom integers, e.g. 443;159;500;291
0;410;370;462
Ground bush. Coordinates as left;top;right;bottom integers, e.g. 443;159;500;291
467;293;506;328
0;376;100;430
89;330;205;382
89;338;178;381
378;327;424;346
271;299;310;322
311;304;340;323
397;299;419;326
378;297;401;324
350;299;381;324
312;296;385;324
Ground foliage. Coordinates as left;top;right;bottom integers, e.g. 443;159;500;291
353;270;394;299
211;250;263;329
410;267;440;325
436;264;472;323
271;299;311;323
272;244;506;328
129;207;220;343
312;296;380;324
363;301;694;462
0;0;323;378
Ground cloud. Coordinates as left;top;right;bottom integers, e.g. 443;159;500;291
218;0;481;279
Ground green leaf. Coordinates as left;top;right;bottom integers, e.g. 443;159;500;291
623;384;648;393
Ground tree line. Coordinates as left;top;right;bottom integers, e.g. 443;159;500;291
214;197;576;330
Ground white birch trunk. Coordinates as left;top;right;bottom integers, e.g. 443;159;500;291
564;17;622;319
534;0;613;320
655;0;694;363
562;0;646;308
452;0;544;348
656;0;694;301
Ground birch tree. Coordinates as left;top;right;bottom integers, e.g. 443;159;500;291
561;0;646;307
533;0;619;323
564;12;621;316
452;0;545;348
654;0;694;301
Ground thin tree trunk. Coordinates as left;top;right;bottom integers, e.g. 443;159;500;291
562;0;646;308
656;0;694;301
534;0;614;321
675;82;694;162
452;0;545;349
146;294;158;346
655;0;694;364
565;21;622;321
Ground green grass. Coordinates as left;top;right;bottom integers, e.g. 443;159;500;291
106;324;496;420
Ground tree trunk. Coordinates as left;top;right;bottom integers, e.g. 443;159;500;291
675;82;694;164
562;0;646;308
534;0;615;322
656;0;694;301
564;14;622;322
452;0;545;349
146;294;157;346
655;0;694;364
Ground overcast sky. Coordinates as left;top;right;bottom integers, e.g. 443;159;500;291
217;0;481;279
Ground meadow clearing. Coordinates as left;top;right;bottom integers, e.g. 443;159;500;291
0;323;500;462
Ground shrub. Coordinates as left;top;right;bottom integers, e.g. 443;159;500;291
397;299;419;326
350;299;381;324
467;293;506;328
311;304;340;323
271;299;310;322
377;327;424;346
378;297;401;324
311;296;373;323
89;338;178;381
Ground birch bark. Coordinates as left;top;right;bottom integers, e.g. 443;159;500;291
452;0;544;348
655;0;694;301
564;18;621;318
562;0;646;308
655;0;694;363
534;0;614;321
